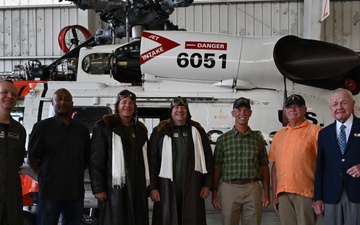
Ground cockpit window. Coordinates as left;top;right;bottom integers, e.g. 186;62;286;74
71;106;112;133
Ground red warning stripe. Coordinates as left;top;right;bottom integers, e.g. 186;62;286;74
14;81;47;96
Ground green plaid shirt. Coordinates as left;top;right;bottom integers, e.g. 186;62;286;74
214;126;268;182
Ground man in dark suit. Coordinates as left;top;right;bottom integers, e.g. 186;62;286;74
313;88;360;225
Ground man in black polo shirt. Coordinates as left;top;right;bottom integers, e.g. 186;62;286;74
28;88;90;225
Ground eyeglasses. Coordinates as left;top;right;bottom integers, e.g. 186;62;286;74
172;97;188;107
117;90;136;101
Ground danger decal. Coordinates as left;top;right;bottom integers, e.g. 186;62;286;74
185;41;227;50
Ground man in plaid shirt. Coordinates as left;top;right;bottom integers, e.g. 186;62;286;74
211;97;270;225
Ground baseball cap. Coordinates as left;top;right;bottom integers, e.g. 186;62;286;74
285;94;305;107
233;97;251;109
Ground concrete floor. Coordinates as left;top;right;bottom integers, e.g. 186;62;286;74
149;208;281;225
203;208;281;225
147;198;281;225
202;208;324;225
148;197;324;225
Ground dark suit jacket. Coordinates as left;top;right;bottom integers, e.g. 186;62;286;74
314;116;360;204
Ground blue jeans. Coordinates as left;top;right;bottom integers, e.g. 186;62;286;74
37;199;83;225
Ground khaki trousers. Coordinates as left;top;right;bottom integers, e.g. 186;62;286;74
278;192;316;225
219;181;262;225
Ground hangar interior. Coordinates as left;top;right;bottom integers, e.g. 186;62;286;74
1;2;358;225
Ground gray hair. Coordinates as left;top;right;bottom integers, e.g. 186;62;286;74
328;88;354;105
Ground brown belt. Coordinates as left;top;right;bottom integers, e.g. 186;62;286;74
228;179;259;185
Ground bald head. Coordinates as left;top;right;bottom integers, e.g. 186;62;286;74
52;88;73;117
0;81;18;112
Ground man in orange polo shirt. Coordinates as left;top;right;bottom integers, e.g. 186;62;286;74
268;94;321;225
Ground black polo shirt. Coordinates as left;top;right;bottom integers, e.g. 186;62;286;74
28;116;90;200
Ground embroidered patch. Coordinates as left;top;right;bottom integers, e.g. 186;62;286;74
354;133;360;137
8;132;20;140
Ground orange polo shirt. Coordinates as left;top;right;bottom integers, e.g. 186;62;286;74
268;120;321;198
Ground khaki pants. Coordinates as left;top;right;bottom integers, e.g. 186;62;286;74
219;181;262;225
278;192;316;225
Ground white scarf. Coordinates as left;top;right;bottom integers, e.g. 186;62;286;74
112;132;150;187
159;126;208;181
